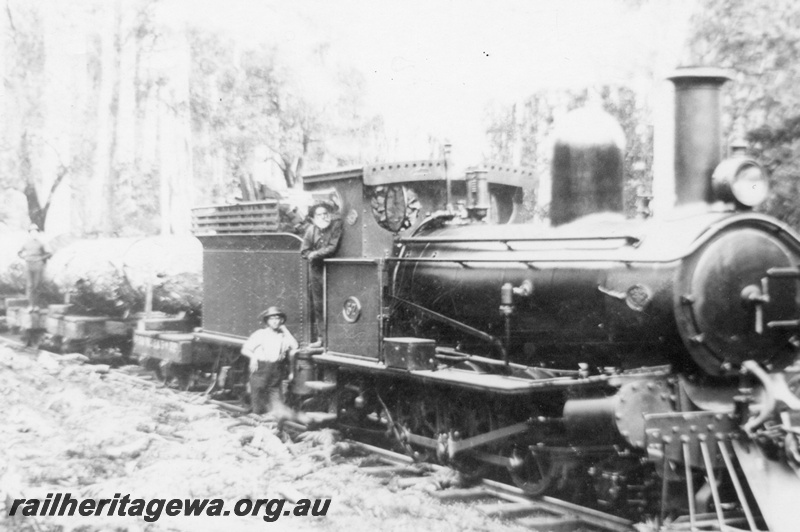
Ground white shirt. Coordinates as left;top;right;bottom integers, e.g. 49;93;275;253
241;327;298;363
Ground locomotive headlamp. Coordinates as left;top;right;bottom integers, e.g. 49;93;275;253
711;157;768;209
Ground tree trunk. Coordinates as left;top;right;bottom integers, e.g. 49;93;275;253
24;183;44;230
158;30;193;235
19;133;44;230
106;2;122;233
280;155;294;189
38;165;70;229
237;164;255;201
89;0;122;235
293;131;311;189
133;15;147;174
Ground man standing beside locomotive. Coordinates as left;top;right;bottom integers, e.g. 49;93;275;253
241;307;299;417
18;224;52;309
300;203;342;347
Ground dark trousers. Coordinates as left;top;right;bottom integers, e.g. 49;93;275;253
25;262;45;308
309;266;324;340
249;361;284;415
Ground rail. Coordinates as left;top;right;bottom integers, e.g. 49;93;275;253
350;441;636;532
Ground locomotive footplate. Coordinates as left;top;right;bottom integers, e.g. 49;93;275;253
314;351;625;395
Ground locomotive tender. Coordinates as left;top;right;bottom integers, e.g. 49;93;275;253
138;68;800;529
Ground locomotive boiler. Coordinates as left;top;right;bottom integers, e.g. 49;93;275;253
140;66;800;530
390;191;800;378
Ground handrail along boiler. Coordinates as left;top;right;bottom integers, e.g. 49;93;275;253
174;68;800;530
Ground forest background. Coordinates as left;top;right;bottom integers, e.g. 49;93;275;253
2;0;800;315
3;0;800;237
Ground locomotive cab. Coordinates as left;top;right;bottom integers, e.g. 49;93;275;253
302;161;531;359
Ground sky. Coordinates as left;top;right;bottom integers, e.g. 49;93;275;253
168;0;697;165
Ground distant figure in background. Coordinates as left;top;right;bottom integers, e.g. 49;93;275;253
18;224;51;309
300;203;342;347
241;306;299;416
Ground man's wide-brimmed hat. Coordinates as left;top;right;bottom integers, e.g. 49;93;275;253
258;306;286;321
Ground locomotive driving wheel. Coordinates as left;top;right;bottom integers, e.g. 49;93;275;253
391;398;437;462
507;445;558;497
446;400;497;478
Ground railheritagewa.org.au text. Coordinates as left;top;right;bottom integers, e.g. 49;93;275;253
8;493;331;523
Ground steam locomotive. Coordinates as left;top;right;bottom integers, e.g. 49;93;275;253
136;67;800;530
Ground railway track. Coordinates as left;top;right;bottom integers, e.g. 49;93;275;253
349;441;637;532
6;336;743;532
2;335;639;531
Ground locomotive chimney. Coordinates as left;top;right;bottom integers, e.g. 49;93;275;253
668;67;731;206
550;106;626;226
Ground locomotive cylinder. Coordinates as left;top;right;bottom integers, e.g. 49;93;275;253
668;67;731;206
562;395;620;445
551;107;625;226
563;379;674;449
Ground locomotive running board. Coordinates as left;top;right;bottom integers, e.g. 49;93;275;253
314;352;622;395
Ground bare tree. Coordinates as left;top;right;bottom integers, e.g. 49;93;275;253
0;1;70;231
188;34;383;201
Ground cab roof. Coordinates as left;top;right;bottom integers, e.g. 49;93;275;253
303;159;534;188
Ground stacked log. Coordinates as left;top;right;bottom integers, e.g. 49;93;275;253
1;198;314;320
0;232;202;319
0;232;29;294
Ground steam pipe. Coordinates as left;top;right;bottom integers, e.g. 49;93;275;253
390;294;508;362
444;143;452;211
467;168;490;221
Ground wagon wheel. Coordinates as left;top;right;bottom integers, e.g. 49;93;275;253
156;361;192;391
507;445;558;497
153;362;166;384
336;386;375;428
297;390;336;414
140;356;166;385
